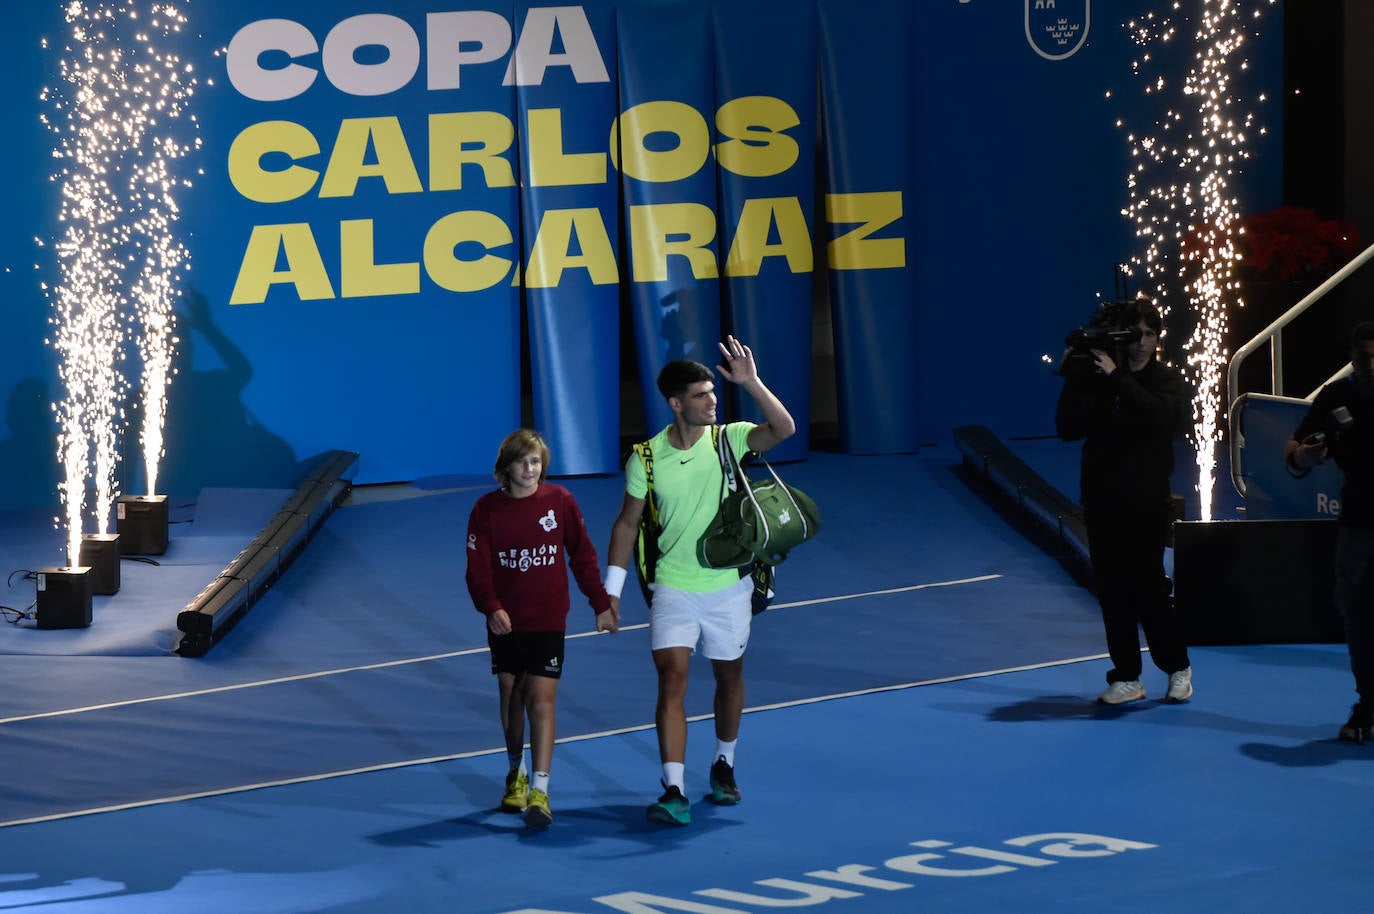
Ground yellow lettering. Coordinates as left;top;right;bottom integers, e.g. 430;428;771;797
319;117;423;199
724;197;812;277
826;192;906;269
612;101;710;183
229;224;336;304
715;96;800;178
526;108;607;187
340;219;421;297
428;111;517;191
629;203;718;283
424;210;515;292
227;120;321;204
526;208;618;288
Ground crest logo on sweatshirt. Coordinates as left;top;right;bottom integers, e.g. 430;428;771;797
539;509;558;532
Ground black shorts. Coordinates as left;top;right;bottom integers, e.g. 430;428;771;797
489;630;566;679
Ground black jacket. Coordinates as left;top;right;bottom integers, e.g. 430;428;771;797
1294;375;1374;527
1056;359;1190;513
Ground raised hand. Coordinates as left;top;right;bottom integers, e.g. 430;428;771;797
717;335;758;385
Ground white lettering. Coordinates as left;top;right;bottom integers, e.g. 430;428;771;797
945;846;1057;868
883;840;1014;878
593;893;745;914
1004;832;1158;858
321;15;420;97
504;7;611;87
227;7;610;101
802;865;912;891
427;11;513;90
695;878;862;906
494;832;1156;914
226;19;320;102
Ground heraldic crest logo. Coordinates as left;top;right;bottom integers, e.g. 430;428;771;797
1026;0;1090;61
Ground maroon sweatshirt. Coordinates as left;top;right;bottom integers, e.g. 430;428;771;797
464;483;610;631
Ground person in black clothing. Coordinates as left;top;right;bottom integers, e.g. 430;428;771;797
1286;321;1374;742
1056;298;1194;705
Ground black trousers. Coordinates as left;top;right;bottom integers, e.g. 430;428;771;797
1085;507;1190;683
1333;526;1374;703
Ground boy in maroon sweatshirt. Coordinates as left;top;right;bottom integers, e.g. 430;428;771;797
465;429;618;829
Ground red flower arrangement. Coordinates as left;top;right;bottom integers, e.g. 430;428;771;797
1239;205;1363;284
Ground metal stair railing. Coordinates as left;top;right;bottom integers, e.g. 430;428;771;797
1227;241;1374;497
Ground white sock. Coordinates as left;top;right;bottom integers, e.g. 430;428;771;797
532;771;549;793
509;753;526;775
714;739;737;768
662;761;686;792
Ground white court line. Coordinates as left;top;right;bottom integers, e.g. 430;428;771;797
0;647;1107;829
0;574;1003;727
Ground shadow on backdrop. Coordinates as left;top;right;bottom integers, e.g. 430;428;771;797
0;377;61;511
157;287;299;499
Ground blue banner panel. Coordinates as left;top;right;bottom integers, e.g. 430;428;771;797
1236;395;1343;521
714;0;818;462
818;0;918;453
517;1;622;475
615;1;723;436
169;2;526;491
0;0;1290;510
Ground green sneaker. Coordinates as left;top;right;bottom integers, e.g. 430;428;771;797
707;756;741;805
500;770;529;813
524;789;552;829
645;782;691;826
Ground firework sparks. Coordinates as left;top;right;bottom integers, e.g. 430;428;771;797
1116;0;1276;522
44;2;131;564
42;1;197;564
123;3;198;497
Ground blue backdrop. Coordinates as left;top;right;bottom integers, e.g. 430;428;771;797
0;0;1283;511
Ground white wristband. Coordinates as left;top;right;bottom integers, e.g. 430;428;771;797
604;565;627;598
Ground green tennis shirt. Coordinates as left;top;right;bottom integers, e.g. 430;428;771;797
626;421;754;592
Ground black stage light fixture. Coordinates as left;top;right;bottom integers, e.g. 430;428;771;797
175;576;248;657
78;533;121;595
35;566;93;629
265;510;310;569
229;540;281;594
174;449;359;657
953;424;1092;583
117;494;169;555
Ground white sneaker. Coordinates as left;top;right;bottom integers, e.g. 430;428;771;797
1097;680;1146;704
1165;667;1193;703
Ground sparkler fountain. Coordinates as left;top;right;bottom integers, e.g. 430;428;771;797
39;1;197;617
1112;1;1333;647
44;1;134;592
115;2;198;556
1114;0;1276;522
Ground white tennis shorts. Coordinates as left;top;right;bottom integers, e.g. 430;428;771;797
649;575;753;660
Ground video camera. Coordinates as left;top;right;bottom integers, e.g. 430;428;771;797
1304;405;1354;452
1061;299;1142;375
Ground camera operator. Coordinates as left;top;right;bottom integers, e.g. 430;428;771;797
1056;297;1194;705
1286;321;1374;743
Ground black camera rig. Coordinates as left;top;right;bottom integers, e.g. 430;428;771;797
1062;298;1142;369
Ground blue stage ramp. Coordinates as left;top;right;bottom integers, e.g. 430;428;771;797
0;449;1367;913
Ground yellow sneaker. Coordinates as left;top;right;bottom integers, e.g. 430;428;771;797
500;770;528;813
524;788;552;829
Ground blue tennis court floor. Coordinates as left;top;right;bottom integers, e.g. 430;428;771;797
2;645;1370;914
0;448;1367;913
